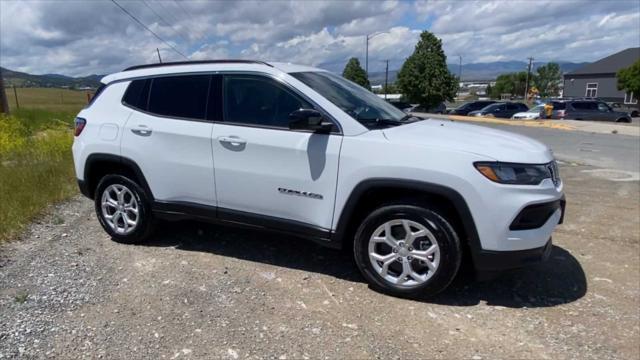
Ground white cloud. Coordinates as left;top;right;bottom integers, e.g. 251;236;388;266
0;0;638;77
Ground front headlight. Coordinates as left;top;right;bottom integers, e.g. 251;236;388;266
474;161;558;185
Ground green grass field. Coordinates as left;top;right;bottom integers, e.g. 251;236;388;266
1;87;87;241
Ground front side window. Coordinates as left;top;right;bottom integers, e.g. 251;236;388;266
148;75;211;120
585;83;598;98
224;75;311;128
597;102;611;112
291;71;411;129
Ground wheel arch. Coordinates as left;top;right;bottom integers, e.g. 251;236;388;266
83;153;153;200
331;179;481;255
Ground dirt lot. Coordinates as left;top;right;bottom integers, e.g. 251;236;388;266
1;164;638;359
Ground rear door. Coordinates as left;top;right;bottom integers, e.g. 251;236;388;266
121;74;217;206
211;74;342;231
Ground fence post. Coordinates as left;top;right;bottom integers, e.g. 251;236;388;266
13;85;19;110
0;68;9;115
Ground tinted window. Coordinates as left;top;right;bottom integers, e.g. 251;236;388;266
571;102;589;110
551;101;566;110
88;84;106;107
597;102;610;112
148;75;210;119
224;75;311;128
506;103;519;110
291;72;407;125
483;104;504;112
122;79;150;110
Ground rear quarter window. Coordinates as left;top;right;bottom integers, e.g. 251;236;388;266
87;84;106;107
122;79;151;111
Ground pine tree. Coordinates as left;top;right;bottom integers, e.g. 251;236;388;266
397;31;458;108
342;58;370;89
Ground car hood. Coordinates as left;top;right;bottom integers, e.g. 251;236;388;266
382;119;553;163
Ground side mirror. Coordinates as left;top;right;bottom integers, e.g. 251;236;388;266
289;109;333;133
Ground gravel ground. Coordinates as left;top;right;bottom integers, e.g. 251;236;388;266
1;164;638;359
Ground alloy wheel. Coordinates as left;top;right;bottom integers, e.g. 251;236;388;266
101;184;139;235
368;219;440;287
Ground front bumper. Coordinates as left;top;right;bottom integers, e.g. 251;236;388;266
474;237;553;272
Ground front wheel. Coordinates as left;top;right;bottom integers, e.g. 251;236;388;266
353;205;462;298
94;174;156;244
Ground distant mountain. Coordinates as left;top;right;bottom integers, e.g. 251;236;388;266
1;67;103;89
368;61;589;84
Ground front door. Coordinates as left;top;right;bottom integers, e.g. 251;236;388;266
211;74;342;230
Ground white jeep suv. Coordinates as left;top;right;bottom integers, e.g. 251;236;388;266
72;60;565;298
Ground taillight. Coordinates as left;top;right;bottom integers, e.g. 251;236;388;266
557;110;566;119
74;117;87;136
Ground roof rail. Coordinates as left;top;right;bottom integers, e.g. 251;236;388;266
123;59;273;71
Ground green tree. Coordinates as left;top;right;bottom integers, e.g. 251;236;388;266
342;58;370;88
490;72;527;99
534;62;562;97
617;59;640;96
396;31;458;108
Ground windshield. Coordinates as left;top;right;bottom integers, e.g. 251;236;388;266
529;105;544;112
481;103;503;112
290;71;412;128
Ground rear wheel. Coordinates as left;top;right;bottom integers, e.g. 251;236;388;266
353;204;462;298
94;174;155;244
616;117;631;123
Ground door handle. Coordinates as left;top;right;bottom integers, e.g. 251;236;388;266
218;136;246;146
131;125;152;137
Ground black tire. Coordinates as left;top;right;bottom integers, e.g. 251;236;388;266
94;174;155;244
353;204;461;299
616;117;631;123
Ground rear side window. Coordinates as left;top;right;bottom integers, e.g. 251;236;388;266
122;79;150;110
148;75;211;120
506;103;519;110
88;84;106;107
223;75;311;128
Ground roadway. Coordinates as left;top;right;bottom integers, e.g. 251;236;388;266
415;113;640;175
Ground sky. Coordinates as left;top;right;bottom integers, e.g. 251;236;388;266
1;0;639;77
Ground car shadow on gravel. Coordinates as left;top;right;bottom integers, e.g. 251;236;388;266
145;221;586;308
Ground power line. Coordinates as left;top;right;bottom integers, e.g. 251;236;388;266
140;0;191;45
171;0;205;42
174;0;195;21
111;0;188;60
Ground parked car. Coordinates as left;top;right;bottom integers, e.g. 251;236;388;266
448;100;496;116
388;100;413;113
73;60;564;298
610;102;639;118
407;102;447;114
511;105;544;120
468;102;529;118
562;100;632;122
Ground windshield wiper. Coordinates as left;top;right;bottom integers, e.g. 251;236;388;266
358;118;403;126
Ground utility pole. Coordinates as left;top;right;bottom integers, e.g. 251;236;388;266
156;48;163;63
365;32;388;79
0;68;9;115
458;55;462;81
524;56;534;101
384;60;389;100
